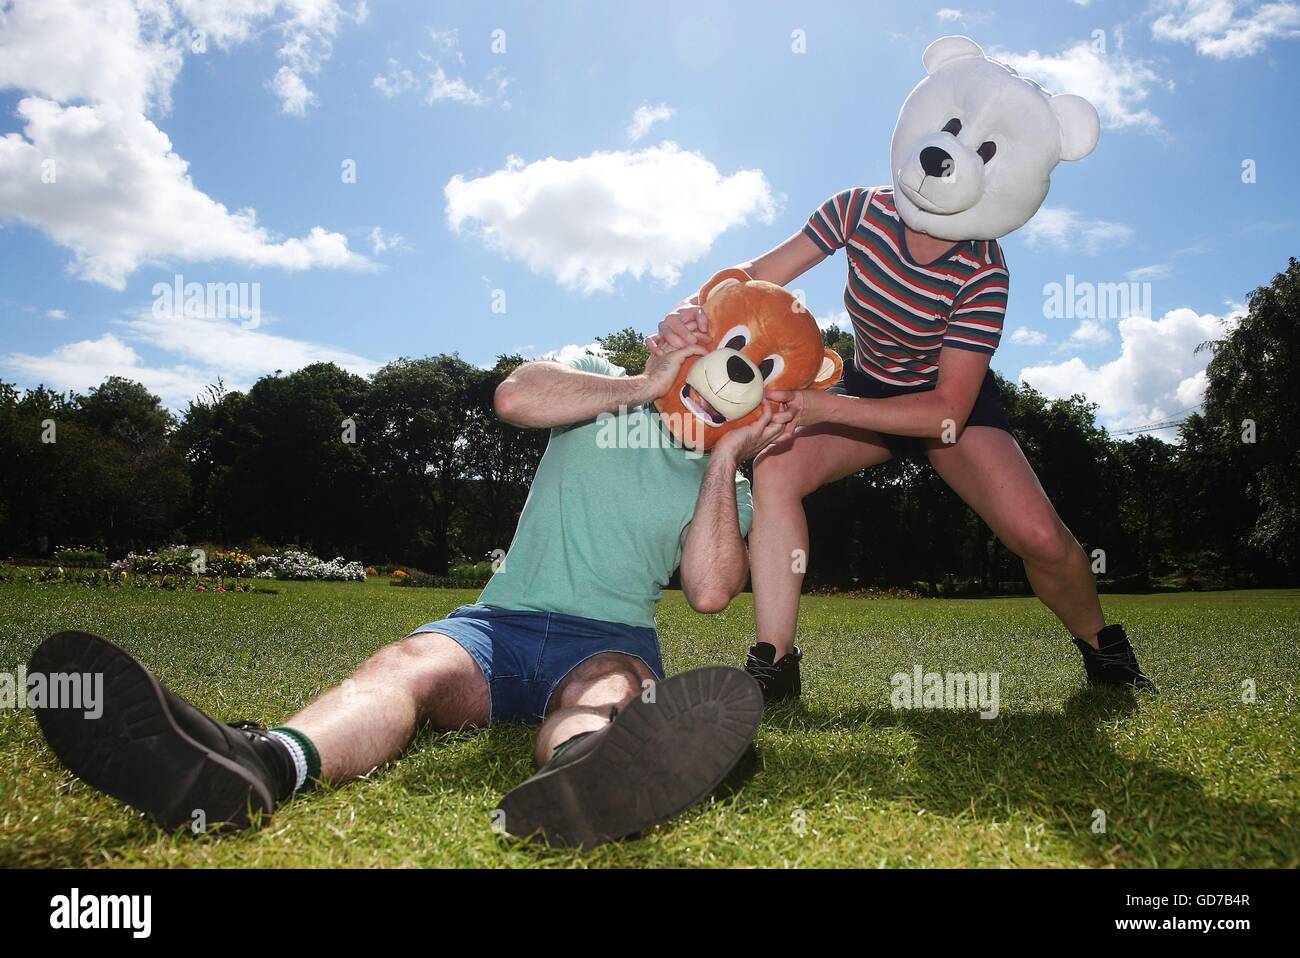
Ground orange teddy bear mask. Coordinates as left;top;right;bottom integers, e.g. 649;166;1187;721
654;268;844;452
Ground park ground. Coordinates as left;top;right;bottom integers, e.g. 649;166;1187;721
0;579;1295;868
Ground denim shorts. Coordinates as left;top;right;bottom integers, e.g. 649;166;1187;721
409;604;665;725
828;362;1013;459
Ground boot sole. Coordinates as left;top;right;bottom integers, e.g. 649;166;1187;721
496;665;763;850
29;630;273;832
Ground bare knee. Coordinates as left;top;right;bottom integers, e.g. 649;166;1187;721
1013;519;1080;568
754;443;816;501
549;653;653;714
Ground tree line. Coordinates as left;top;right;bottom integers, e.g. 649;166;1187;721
1;259;1295;591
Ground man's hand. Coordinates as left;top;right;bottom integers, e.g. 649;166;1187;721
641;337;707;400
654;301;711;351
765;388;835;430
712;403;795;464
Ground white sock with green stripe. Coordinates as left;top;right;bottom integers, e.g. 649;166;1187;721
267;727;321;792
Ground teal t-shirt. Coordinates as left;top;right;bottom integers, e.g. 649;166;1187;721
477;353;753;628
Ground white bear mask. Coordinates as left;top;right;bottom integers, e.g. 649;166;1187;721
891;36;1101;242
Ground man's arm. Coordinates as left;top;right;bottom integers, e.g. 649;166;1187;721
679;406;791;613
494;341;705;429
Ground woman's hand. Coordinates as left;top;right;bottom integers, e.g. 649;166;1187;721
655;301;711;351
764;388;837;429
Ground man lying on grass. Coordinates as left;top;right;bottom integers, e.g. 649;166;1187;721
29;338;785;849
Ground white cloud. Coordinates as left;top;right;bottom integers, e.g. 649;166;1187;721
269;64;315;116
177;0;366;115
994;41;1168;131
627;103;674;142
0;0;184;116
817;310;852;332
45;308;67;321
1020;306;1235;431
0;1;364;118
368;227;405;255
0;98;371;289
1021;206;1135;255
1061;319;1113;348
3;332;213;407
1009;326;1047;345
427;65;491;105
3;308;380;409
372;59;420;97
1126;263;1173;281
0;1;374;286
539;341;605;364
372;29;508;108
1152;0;1300;58
934;7;992;23
445;143;778;294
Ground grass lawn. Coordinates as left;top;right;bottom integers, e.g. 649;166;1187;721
0;578;1296;868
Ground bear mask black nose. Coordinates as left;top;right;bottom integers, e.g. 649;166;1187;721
920;146;952;178
726;355;755;384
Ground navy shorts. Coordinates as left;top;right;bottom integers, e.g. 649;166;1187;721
409;604;665;725
827;362;1013;459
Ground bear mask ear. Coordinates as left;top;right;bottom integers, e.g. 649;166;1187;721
1051;93;1101;162
923;35;985;73
698;267;752;305
810;349;844;391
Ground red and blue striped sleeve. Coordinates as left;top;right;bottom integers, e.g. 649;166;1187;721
943;265;1009;355
803;188;862;254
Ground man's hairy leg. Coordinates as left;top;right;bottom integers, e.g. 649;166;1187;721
533;652;655;767
285;632;490;783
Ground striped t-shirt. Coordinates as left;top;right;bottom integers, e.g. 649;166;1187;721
803;186;1009;388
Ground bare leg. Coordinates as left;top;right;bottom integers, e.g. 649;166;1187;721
750;423;895;657
926;427;1105;646
286;632;490;782
533;652;655;767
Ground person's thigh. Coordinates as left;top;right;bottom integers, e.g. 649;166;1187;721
546;652;656;716
755;420;895;494
362;631;491;730
924;426;1071;558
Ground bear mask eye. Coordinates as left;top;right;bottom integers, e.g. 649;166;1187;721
718;325;751;351
977;141;997;163
942;118;962;136
758;354;785;382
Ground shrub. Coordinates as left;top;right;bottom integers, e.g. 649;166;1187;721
255;550;366;581
391;567;493;589
51;545;108;568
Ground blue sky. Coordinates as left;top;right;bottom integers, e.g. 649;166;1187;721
1;0;1296;431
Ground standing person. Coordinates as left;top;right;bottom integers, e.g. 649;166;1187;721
655;36;1155;703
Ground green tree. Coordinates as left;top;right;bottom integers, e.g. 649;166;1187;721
362;355;477;571
1185;257;1300;576
594;327;650;375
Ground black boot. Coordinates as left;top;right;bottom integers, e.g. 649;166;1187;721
496;666;763;849
29;631;299;832
1073;624;1157;693
744;642;802;704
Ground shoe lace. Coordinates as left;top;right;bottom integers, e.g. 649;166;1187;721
1088;645;1146;677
